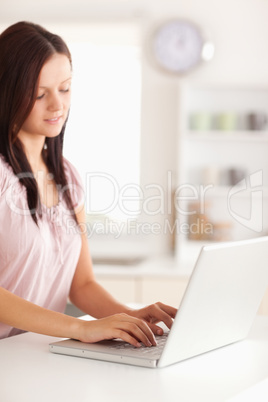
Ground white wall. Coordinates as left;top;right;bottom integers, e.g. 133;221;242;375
1;0;268;256
1;0;268;83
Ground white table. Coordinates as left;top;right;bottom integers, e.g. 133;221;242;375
1;316;268;402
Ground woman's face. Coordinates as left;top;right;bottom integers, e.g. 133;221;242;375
18;53;72;142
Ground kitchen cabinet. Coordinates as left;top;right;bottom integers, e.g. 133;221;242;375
140;277;188;307
97;277;138;304
66;250;268;316
96;276;188;308
97;274;268;314
96;274;268;315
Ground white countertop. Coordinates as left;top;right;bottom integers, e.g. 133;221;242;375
1;316;268;402
93;254;194;278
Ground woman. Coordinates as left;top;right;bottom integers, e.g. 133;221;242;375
0;21;176;346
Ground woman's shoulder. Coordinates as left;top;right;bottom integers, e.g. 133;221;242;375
62;157;85;209
63;157;83;185
0;154;13;173
0;154;17;195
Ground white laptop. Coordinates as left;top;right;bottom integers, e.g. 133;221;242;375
49;237;268;368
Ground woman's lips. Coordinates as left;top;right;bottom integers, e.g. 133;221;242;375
45;116;63;124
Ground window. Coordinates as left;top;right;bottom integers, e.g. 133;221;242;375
61;23;142;222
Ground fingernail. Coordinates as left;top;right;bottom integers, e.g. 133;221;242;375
156;329;163;335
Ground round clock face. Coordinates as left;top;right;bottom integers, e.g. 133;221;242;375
152;20;205;74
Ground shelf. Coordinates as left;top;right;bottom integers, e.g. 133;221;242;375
185;131;268;142
176;84;268;256
187;186;268;198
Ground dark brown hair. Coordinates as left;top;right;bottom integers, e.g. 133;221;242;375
0;21;76;224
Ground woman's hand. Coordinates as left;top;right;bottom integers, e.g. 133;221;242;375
79;313;158;348
126;302;177;336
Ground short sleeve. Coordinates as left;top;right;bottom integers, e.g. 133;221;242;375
0;155;16;198
0;157;3;197
63;158;85;211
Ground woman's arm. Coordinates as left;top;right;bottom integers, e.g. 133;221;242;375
0;286;82;339
0;212;174;346
68;215;131;318
69;207;177;336
0;287;157;347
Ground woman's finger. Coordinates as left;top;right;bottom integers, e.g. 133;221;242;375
130;302;178;330
116;314;157;346
155;302;177;318
91;314;157;347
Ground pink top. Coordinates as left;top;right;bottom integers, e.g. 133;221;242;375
0;155;84;339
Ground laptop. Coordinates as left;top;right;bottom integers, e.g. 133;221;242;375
49;237;268;368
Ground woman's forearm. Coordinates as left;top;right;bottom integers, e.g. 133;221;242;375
0;287;83;339
0;286;176;348
69;280;132;319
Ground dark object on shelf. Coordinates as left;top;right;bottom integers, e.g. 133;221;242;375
247;112;267;131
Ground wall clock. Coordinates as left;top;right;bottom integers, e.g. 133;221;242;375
151;19;214;74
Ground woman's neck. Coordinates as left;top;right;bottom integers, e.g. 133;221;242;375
17;132;46;174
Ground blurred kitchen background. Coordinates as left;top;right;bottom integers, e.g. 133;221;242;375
1;0;268;310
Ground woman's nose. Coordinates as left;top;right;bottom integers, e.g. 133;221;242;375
48;93;62;112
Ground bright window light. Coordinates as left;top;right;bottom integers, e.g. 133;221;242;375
63;23;142;222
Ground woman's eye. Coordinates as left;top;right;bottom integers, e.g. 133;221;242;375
60;88;70;93
36;93;45;100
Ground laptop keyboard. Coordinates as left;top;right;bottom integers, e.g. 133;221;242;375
108;333;169;357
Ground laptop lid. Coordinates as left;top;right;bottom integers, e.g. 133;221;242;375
50;237;268;368
158;237;268;367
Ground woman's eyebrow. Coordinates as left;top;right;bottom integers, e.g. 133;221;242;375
39;77;72;88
